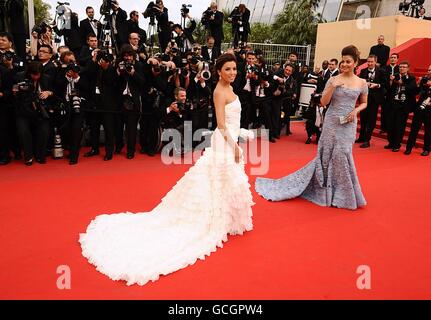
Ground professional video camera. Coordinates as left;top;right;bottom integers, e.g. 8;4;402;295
100;0;118;15
399;0;425;16
143;1;162;18
181;4;192;18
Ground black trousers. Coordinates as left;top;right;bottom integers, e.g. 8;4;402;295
62;113;84;161
271;97;283;137
140;113;161;154
86;112;115;156
387;103;410;149
16;116;50;161
158;31;171;53
359;100;380;142
190;107;209;147
124;111;140;154
256;97;274;138
381;97;391;132
115;113;125;150
406;110;431;151
0;107;18;159
239;90;254;129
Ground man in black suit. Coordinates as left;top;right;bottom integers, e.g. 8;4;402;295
37;44;57;80
369;35;390;67
79;33;99;68
202;2;224;49
405;65;431;156
79;7;102;44
381;53;400;133
154;0;171;53
201;36;221;64
229;4;250;47
386;61;417;152
172;15;196;53
109;1;128;51
125;11;147;46
357;55;387;148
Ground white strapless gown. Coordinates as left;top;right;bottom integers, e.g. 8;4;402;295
79;96;254;286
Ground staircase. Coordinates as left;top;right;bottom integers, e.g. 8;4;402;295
356;38;431;148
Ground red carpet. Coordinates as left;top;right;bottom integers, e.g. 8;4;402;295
1;122;430;300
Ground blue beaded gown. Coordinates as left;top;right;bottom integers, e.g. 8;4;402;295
255;80;369;210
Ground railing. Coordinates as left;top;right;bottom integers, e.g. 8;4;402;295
221;42;314;67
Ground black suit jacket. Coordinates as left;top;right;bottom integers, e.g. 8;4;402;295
79;18;102;43
125;20;147;45
201;46;221;63
207;11;224;42
8;0;26;35
369;44;390;66
389;74;417;112
117;61;146;112
359;67;387;105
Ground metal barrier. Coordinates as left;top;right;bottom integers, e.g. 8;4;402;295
221;42;313;67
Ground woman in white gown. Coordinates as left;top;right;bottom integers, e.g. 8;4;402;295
79;54;254;286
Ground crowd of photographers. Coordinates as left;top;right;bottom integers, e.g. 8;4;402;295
0;0;305;166
2;2;431;167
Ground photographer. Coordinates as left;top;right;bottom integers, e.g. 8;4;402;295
228;4;250;48
79;33;99;68
239;51;259;129
116;44;145;159
144;0;170;53
172;15;196;53
254;57;276;143
405;65;431;156
125;11;147;46
13;61;54;165
0;62;14;164
30;23;57;58
54;12;82;59
37;44;57;80
271;63;297;138
187;59;212;145
357;54;387;148
386;61;417;152
201;36;221;64
139;56;169;156
100;0;127;51
381;53;400;133
84;48;119;161
201;2;224;49
163;87;190;154
128;33;148;62
53;60;89;165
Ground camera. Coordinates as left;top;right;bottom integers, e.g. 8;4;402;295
65;62;80;73
200;61;211;81
202;8;215;26
15;80;32;93
96;49;114;63
0;51;24;68
100;0;118;15
246;64;258;74
69;88;81;114
177;100;192;115
181;4;192;18
118;61;133;74
258;66;271;82
144;1;162;18
32;22;49;36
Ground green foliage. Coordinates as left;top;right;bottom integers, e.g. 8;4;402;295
272;0;324;45
24;0;52;27
249;23;273;43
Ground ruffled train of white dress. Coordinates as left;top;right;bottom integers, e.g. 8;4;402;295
79;96;254;286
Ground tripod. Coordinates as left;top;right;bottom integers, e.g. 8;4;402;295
147;15;158;55
98;12;118;55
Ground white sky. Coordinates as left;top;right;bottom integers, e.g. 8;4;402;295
45;0;210;30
